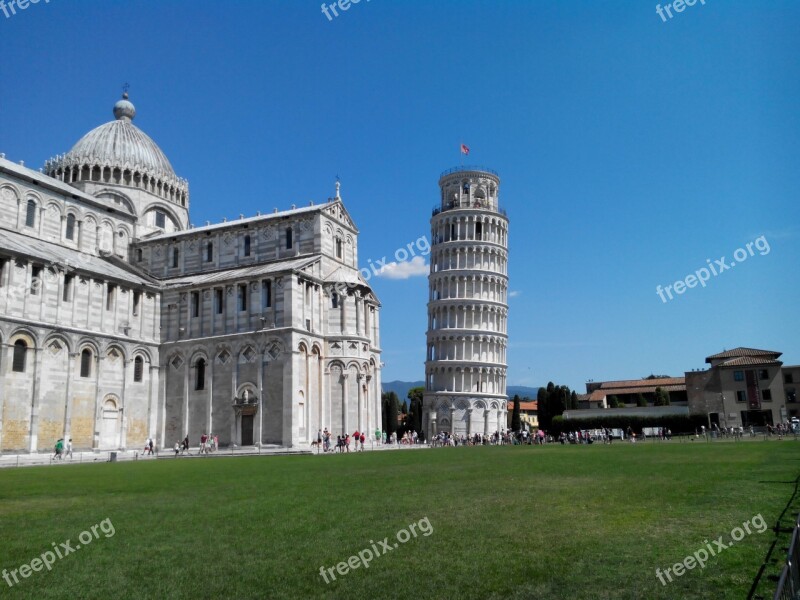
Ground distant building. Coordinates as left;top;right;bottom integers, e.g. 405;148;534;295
507;400;537;430
687;347;798;428
583;377;687;408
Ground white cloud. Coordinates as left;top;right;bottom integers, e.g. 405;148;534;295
375;256;429;280
509;290;521;297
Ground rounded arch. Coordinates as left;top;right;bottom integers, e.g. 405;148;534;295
94;189;136;215
9;328;38;347
76;338;101;356
105;343;127;362
130;346;154;364
45;200;64;218
43;333;72;354
143;203;183;231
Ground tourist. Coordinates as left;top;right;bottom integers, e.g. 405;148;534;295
53;438;64;460
64;438;73;459
174;441;180;456
200;432;208;454
359;432;365;450
181;436;191;455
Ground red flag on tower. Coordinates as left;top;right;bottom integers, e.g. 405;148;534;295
460;143;470;156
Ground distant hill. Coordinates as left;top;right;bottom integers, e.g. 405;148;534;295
382;380;425;400
382;380;540;400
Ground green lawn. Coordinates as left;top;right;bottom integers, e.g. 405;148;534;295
0;442;798;600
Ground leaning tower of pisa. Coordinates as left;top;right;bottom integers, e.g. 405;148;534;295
422;166;509;438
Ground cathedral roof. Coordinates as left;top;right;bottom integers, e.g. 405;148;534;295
44;93;188;197
0;226;157;287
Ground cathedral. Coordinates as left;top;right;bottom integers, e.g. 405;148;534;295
0;93;382;453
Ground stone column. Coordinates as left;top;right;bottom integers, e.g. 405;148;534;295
28;343;43;452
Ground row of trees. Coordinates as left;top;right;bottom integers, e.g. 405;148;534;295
537;382;579;430
381;386;425;437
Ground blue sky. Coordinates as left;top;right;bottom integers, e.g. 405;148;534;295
1;0;798;391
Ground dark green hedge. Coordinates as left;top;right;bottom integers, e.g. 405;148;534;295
549;414;707;435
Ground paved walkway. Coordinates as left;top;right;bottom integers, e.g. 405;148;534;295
0;442;429;469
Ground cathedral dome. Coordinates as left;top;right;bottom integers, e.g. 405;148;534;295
44;93;188;207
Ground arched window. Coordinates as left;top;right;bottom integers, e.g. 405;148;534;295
172;247;179;268
335;238;343;259
195;358;206;390
80;349;92;377
25;200;36;228
332;293;339;309
65;214;76;240
12;339;27;372
243;235;251;257
286;227;293;250
133;356;144;382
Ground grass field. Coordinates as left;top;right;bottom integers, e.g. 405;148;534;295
1;441;798;600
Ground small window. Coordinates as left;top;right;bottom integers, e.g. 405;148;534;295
133;356;144;382
155;211;166;229
25;200;36;228
136;248;143;262
239;284;247;311
206;242;213;263
172;247;180;268
286;227;293;250
243;235;251;257
191;291;199;318
80;349;92;378
106;284;116;311
132;291;141;316
195;358;206;390
736;390;747;403
215;288;224;314
332;292;339;309
335;238;343;259
733;370;744;382
65;214;76;240
786;373;795;384
30;265;42;295
262;280;271;308
762;389;772;401
63;275;74;302
759;369;769;380
12;340;27;372
788;389;797;403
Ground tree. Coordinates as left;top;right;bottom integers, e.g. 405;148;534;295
608;395;621;408
654;387;671;406
407;387;425;433
645;374;670;380
570;390;578;410
636;393;647;407
382;391;401;433
386;391;400;435
401;400;408;416
511;395;522;431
